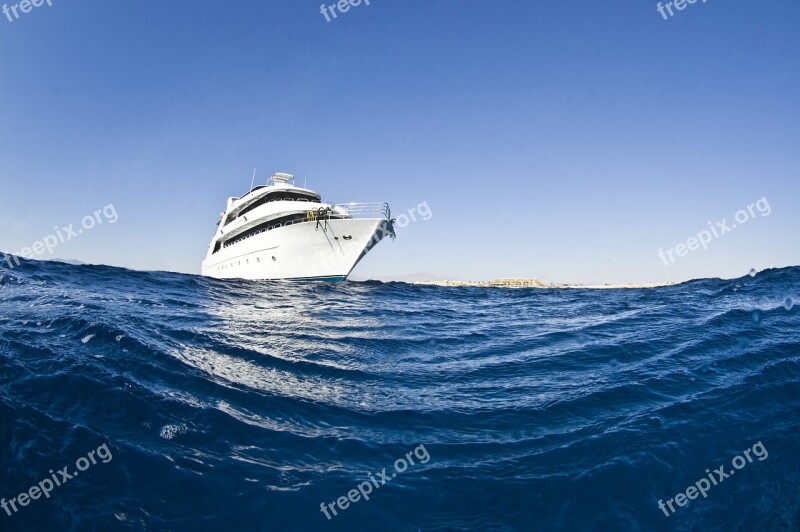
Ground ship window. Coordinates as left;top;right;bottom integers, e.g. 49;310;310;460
218;209;337;250
229;191;321;223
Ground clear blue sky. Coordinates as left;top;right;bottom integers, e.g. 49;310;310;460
1;0;798;283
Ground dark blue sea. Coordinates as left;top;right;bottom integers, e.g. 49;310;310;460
1;259;798;531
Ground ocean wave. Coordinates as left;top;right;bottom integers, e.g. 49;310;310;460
1;259;799;530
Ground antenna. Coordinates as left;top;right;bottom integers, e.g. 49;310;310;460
250;168;257;191
304;176;307;188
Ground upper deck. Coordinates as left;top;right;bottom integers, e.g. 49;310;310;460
223;174;322;227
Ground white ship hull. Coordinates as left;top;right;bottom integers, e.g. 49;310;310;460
201;218;393;281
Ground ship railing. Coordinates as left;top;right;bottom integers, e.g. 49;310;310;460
331;202;392;221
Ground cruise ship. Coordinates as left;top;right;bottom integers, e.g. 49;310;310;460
200;173;395;281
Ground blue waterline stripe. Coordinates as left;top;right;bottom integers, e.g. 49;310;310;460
283;275;347;282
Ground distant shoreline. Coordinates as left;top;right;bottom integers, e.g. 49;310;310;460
408;278;677;289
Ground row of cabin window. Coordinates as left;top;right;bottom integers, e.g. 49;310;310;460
216;213;309;252
224;193;320;226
